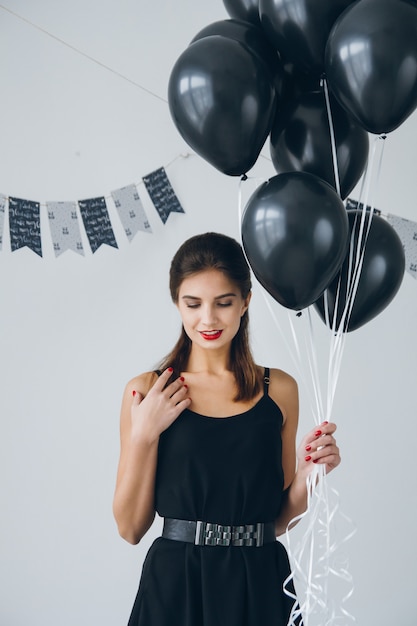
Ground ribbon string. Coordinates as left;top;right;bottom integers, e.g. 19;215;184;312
237;98;388;623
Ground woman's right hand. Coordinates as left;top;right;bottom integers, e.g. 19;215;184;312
131;368;190;442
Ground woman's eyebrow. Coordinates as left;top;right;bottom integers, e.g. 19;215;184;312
181;292;238;300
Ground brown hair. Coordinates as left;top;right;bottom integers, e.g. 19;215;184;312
158;232;262;401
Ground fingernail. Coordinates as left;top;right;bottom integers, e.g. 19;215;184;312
305;455;312;462
313;459;318;464
305;445;311;452
168;367;173;372
322;421;329;425
315;430;322;437
184;384;188;389
180;376;185;382
132;390;136;397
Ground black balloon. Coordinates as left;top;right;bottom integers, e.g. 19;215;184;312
242;172;349;310
191;19;285;97
314;210;405;332
168;36;276;176
259;0;354;75
325;0;417;134
269;90;369;199
280;62;322;102
223;0;261;27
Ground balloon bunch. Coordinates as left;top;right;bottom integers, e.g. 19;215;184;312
168;0;415;331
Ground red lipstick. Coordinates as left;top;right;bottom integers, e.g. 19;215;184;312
200;330;223;341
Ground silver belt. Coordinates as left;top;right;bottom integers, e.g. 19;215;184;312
162;517;276;547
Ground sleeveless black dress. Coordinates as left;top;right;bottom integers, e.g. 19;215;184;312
127;370;299;626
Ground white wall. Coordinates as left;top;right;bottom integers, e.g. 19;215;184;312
0;1;416;625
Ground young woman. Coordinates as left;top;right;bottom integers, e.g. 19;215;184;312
113;232;341;626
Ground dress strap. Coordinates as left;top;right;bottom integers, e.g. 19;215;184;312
263;367;270;395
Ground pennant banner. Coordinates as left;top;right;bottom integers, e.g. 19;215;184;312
111;184;152;241
78;196;118;253
143;167;185;224
345;197;382;215
386;214;417;279
0;194;6;251
47;201;84;257
9;196;42;257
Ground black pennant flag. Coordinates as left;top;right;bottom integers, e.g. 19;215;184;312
142;167;185;224
0;194;6;251
9;196;42;257
78;196;118;253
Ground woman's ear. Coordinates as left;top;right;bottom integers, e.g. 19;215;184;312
241;291;252;316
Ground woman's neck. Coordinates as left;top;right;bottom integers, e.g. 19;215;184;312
186;345;231;374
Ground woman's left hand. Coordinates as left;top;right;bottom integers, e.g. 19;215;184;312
297;421;341;476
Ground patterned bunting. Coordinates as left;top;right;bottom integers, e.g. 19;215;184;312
386;214;417;280
345;198;381;215
78;196;118;253
47;201;84;257
142;167;185;224
0;194;6;251
9;196;42;257
111;184;152;241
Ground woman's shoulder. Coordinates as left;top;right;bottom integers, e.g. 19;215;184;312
262;366;299;422
262;366;298;389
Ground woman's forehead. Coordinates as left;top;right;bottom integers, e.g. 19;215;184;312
178;269;239;296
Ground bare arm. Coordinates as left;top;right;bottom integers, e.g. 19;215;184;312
269;369;341;536
113;368;190;544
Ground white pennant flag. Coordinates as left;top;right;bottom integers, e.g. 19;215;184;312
111;184;152;241
47;201;84;257
386;213;417;280
0;194;6;251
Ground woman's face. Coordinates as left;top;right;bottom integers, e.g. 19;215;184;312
176;269;251;349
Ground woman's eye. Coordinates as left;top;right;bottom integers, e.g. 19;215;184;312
186;303;200;309
217;302;232;307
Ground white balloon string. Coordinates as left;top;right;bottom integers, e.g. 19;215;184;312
322;78;341;197
338;133;387;334
236;170;358;626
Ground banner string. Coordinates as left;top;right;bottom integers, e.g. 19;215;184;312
0;152;191;208
0;4;168;104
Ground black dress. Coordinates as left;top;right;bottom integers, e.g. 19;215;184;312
127;369;300;626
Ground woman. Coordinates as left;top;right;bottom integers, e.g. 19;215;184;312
113;232;340;626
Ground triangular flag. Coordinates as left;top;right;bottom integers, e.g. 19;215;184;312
345;198;381;215
387;214;417;280
47;201;84;257
9;196;42;257
78;196;118;253
0;194;6;251
111;184;152;241
142;167;185;224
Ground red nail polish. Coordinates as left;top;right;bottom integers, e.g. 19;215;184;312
322;421;329;425
180;376;185;382
305;455;312;462
305;445;312;452
184;384;188;389
313;459;318;464
168;367;173;372
132;390;136;397
315;430;322;437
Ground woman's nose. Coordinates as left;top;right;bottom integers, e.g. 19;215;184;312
201;305;218;325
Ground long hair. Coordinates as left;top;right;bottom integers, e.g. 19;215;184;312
158;232;262;401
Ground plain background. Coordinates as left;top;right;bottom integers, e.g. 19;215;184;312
0;1;416;624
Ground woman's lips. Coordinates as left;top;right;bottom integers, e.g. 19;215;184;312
199;330;223;341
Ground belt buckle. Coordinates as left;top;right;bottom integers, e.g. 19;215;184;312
195;521;232;546
232;523;264;547
195;521;264;547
